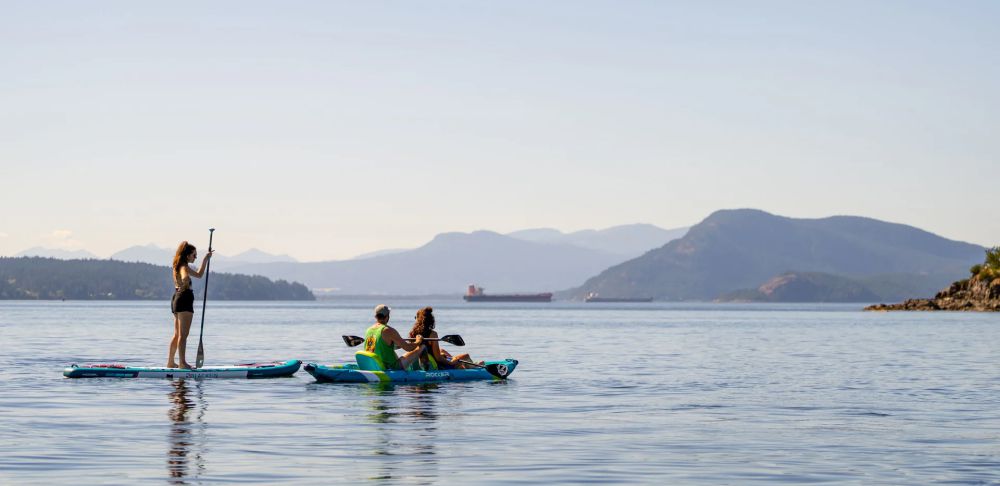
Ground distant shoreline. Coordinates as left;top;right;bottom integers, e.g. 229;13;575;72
0;257;315;301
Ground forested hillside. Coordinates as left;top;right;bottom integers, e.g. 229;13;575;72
0;257;314;300
570;209;984;301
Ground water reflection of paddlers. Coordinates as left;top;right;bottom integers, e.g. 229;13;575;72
167;380;205;483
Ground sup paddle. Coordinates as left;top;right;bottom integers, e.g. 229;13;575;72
195;228;214;369
341;334;465;347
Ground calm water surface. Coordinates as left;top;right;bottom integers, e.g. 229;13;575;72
1;300;998;484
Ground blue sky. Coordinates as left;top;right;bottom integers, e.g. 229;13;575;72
2;1;998;260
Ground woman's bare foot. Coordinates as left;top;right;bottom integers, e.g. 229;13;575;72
179;362;193;370
167;362;177;368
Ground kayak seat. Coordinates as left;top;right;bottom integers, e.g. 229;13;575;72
407;348;439;371
355;351;385;371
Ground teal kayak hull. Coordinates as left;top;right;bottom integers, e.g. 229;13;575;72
63;360;302;379
304;359;518;383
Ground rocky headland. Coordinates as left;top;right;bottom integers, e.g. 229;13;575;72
865;266;1000;312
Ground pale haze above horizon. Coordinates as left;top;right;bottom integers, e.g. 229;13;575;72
2;1;998;261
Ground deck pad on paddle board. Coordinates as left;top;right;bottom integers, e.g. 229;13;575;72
63;360;301;379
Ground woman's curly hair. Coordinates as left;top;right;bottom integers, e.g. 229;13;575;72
409;306;435;338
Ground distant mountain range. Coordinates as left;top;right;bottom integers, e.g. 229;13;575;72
13;244;300;271
15;247;99;259
19;223;681;295
8;214;982;301
569;209;985;301
342;223;686;262
225;230;634;295
350;248;409;260
221;223;686;294
109;244;173;264
506;224;688;259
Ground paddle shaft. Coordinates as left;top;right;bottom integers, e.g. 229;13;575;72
342;334;463;347
195;228;214;368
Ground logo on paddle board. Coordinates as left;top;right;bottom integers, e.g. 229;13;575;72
495;364;508;377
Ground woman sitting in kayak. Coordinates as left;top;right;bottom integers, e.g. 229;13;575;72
168;241;213;369
364;304;424;370
409;307;482;370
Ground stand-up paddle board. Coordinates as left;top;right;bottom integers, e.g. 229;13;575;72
63;360;301;379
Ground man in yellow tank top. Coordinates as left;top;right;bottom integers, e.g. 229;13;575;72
363;304;424;370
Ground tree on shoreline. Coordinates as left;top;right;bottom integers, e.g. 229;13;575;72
968;246;1000;283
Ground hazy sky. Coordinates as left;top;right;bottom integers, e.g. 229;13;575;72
2;1;998;261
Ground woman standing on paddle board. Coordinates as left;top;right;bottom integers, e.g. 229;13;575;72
168;241;213;369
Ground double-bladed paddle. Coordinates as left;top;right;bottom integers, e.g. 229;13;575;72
341;334;466;347
195;228;214;369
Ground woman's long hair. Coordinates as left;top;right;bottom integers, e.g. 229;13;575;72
172;241;197;287
409;307;435;338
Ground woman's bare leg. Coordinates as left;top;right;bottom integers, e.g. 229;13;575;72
168;314;181;368
398;346;426;370
177;312;194;369
450;353;474;368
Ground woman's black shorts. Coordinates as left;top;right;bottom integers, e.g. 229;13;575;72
171;289;195;314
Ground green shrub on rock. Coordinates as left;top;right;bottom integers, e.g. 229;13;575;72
970;264;983;276
987;246;1000;271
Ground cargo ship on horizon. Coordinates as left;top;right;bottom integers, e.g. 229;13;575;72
463;285;553;303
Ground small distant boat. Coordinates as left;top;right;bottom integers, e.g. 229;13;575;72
585;292;653;303
463;284;552;303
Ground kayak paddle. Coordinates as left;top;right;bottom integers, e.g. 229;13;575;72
341;334;465;347
195;228;214;369
342;335;364;347
455;359;512;379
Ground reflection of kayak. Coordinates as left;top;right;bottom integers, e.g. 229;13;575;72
63;360;302;379
304;359;518;383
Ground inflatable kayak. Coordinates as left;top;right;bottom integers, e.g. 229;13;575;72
305;353;517;384
63;360;302;379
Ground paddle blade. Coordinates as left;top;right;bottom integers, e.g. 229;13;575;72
440;334;465;346
195;341;204;369
485;363;510;379
342;335;365;347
